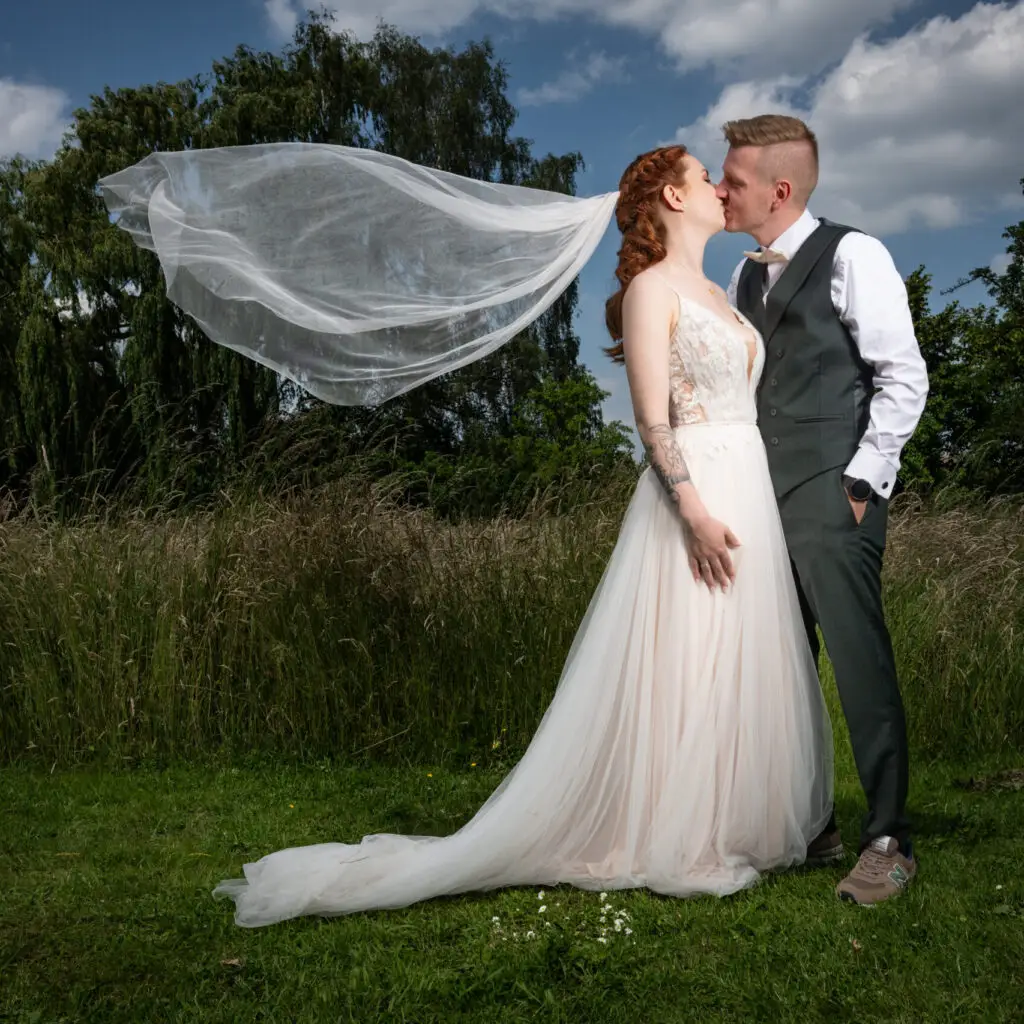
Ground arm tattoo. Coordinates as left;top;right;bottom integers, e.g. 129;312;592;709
644;423;691;498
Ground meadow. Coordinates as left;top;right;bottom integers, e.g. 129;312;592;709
1;477;1022;1021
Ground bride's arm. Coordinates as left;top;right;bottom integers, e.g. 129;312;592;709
621;274;738;589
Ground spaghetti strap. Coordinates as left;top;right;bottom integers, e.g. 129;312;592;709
648;268;684;330
649;267;683;299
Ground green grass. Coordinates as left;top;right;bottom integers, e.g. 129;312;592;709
2;483;1023;1019
2;483;1023;767
2;754;1023;1023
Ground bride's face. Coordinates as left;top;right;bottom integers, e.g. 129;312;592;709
670;154;725;233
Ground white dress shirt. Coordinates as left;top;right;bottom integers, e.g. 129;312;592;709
726;208;929;497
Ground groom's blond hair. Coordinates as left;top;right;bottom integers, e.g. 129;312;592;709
723;115;819;207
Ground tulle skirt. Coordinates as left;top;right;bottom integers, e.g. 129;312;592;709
215;422;833;926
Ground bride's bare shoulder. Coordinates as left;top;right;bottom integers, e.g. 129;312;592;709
620;268;678;348
624;266;676;307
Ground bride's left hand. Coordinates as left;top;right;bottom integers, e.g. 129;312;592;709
682;511;741;591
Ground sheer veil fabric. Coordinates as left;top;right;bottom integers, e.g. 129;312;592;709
99;143;618;406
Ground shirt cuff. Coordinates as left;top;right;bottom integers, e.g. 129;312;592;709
845;448;897;498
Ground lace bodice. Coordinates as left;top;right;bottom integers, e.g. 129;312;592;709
666;292;764;427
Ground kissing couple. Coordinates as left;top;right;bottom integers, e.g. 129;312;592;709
100;113;929;926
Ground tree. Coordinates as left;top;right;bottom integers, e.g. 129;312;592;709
0;158;35;496
901;182;1024;494
3;10;621;515
899;268;997;492
412;370;635;518
949;179;1024;490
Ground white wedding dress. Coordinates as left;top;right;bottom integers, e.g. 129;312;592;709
214;284;834;927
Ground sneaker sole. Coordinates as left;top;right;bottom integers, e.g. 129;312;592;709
837;881;914;905
806;845;846;868
837;889;878;905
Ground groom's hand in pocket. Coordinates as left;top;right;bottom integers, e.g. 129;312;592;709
847;496;868;524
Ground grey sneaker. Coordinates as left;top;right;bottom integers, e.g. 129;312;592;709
806;828;845;868
836;836;916;905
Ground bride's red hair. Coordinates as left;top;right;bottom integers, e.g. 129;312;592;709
604;145;688;363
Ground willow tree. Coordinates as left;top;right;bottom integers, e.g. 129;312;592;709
7;11;620;511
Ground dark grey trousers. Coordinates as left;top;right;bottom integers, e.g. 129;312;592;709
776;466;911;852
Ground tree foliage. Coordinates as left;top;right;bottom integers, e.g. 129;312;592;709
5;10;1021;515
901;181;1024;494
0;11;634;517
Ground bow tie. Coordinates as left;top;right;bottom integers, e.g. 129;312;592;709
743;247;789;265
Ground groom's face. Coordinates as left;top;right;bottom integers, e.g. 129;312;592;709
717;146;774;234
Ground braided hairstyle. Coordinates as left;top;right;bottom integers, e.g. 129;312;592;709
604;144;688;363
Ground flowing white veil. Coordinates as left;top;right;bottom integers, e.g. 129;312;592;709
99;143;620;406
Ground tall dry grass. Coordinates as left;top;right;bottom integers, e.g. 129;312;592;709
1;476;1021;766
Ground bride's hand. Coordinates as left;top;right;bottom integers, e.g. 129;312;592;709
682;511;741;591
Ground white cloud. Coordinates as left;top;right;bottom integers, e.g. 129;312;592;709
265;0;300;39
991;252;1014;276
303;0;914;78
669;2;1024;235
597;0;918;77
517;52;627;106
0;79;69;160
56;290;97;321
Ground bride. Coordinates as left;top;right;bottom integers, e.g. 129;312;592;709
103;142;834;927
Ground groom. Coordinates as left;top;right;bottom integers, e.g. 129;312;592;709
716;114;929;905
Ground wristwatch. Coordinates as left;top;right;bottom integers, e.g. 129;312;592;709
843;476;873;502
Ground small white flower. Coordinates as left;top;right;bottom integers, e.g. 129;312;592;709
537;890;545;898
539;905;547;913
996;885;1004;891
555;902;561;907
492;916;500;923
526;930;536;939
597;937;608;944
614;920;623;931
625;928;633;936
599;892;608;901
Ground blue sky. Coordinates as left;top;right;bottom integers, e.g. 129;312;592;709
2;0;1022;434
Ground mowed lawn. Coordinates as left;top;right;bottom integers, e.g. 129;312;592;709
2;754;1022;1023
